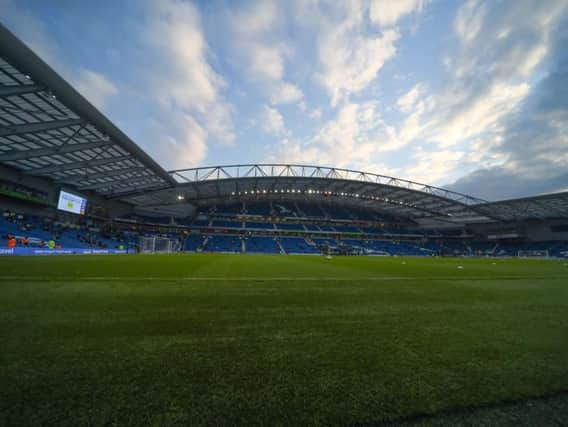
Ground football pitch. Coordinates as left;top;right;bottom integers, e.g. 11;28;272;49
1;254;567;426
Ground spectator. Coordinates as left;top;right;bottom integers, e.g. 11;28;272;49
7;235;17;249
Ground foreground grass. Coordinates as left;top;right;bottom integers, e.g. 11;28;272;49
1;254;567;426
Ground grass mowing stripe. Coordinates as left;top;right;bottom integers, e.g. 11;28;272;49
1;254;567;426
1;275;565;281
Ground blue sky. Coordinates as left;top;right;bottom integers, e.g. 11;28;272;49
1;0;567;200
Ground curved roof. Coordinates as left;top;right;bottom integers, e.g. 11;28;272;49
475;191;568;222
120;164;568;224
120;164;495;224
0;23;175;196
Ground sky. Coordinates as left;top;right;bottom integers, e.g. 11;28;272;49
1;0;567;201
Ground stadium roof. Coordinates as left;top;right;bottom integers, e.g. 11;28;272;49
119;164;494;224
0;24;175;197
1;25;567;225
475;191;568;222
119;164;568;224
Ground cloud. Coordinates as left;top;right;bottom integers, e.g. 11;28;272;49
454;0;487;44
248;43;289;81
145;0;234;146
0;0;60;68
449;68;568;199
406;148;465;184
73;69;118;109
268;101;387;167
445;0;568;199
397;83;426;114
153;113;208;169
270;82;304;105
109;0;236;170
233;0;279;36
232;0;288;82
369;0;428;27
231;0;307;109
374;0;567;191
261;105;285;135
428;82;530;147
307;0;428;106
316;9;399;106
309;108;322;119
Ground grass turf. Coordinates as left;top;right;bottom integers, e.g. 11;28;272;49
0;254;567;426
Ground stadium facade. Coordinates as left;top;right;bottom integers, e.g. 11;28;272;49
1;23;568;257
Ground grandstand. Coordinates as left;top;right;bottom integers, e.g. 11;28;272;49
2;23;568;427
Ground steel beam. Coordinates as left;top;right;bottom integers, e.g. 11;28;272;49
168;163;488;206
77;172;156;190
28;155;133;175
0;139;112;161
57;166;148;183
0;84;45;97
0;118;83;137
104;183;170;199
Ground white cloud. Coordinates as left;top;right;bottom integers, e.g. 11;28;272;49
129;0;235;169
268;101;387;167
406;148;466;184
248;43;289;81
232;0;288;82
231;0;307;111
261;105;285;135
270;82;304;105
428;82;530;147
369;0;428;27
308;2;410;106
309;108;322;119
73;69;118;109
397;83;426;114
233;0;279;36
157;114;208;169
147;1;222;111
381;0;565;188
317;22;399;106
454;0;486;44
0;0;60;68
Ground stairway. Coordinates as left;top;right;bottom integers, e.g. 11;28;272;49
199;236;209;251
275;238;286;255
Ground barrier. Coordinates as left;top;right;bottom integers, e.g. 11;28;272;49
0;248;129;256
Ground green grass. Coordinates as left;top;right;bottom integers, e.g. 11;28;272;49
1;254;567;426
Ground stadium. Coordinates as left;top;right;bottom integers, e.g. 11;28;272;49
1;17;568;427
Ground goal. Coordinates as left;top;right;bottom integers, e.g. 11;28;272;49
517;249;549;258
139;236;180;254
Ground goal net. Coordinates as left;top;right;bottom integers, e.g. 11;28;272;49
139;236;180;254
517;250;549;258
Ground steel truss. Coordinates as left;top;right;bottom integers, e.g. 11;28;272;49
0;24;175;196
169;164;487;206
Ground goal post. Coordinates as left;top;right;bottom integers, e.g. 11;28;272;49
138;236;180;254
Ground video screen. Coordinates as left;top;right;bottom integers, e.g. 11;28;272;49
57;190;87;215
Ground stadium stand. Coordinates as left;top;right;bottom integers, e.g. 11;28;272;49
1;25;568;258
245;236;280;253
203;235;241;253
3;204;568;258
